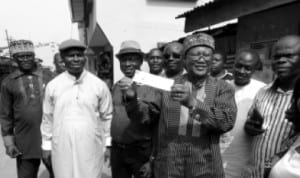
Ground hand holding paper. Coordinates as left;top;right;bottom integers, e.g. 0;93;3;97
132;70;174;91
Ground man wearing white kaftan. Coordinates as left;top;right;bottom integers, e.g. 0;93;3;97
41;39;113;178
41;70;112;178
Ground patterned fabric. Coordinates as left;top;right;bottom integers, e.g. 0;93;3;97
244;80;294;178
9;40;34;56
0;69;51;159
155;75;237;178
183;33;215;55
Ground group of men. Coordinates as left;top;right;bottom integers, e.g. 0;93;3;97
0;33;300;178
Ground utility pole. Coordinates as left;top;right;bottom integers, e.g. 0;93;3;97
5;29;12;58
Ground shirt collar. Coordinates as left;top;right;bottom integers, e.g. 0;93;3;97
10;68;41;79
269;78;293;94
218;70;232;80
65;69;87;84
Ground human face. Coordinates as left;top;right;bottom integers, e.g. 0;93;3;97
234;52;257;86
272;40;300;80
164;46;183;75
147;49;164;75
185;46;213;78
211;53;224;76
14;52;36;72
54;54;65;73
63;48;86;77
119;53;142;78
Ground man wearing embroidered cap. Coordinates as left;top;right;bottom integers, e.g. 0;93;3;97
41;39;113;178
0;40;52;178
110;40;160;178
150;33;236;177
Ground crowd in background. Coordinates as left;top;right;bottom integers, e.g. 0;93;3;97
0;33;300;178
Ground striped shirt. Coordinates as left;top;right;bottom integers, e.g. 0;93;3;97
155;75;237;178
244;80;293;178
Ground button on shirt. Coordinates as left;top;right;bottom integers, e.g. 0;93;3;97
0;69;51;159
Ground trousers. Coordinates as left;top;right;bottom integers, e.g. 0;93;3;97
16;157;41;178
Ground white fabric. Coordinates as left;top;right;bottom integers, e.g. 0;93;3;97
269;136;300;178
221;79;265;178
41;70;113;178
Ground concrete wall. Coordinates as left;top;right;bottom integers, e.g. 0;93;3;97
96;0;197;82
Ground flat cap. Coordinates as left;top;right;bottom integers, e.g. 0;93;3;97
183;33;215;55
59;39;86;52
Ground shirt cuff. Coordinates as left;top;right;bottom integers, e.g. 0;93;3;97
42;140;52;150
105;136;112;147
3;135;15;146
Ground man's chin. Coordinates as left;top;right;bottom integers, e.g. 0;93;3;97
234;79;250;86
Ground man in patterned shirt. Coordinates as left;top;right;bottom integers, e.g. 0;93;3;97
244;35;300;178
0;40;52;178
125;33;237;178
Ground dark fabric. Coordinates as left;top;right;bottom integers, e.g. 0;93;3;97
16;158;41;178
155;142;215;178
155;76;237;178
0;69;52;159
111;81;161;144
42;157;55;178
111;141;152;178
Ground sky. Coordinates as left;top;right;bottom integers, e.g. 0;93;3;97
0;0;79;67
0;0;215;48
0;0;78;48
0;0;217;70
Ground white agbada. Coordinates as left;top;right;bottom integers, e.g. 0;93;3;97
41;70;113;178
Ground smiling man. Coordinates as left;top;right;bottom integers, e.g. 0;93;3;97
41;39;113;178
111;40;160;178
152;33;237;178
220;49;265;178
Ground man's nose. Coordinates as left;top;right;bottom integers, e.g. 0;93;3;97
240;67;246;73
124;60;131;66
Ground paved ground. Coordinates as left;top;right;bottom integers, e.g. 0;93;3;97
0;135;111;178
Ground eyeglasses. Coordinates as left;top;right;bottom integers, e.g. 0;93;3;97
186;52;211;61
163;53;181;59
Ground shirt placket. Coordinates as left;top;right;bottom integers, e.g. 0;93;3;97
27;75;36;99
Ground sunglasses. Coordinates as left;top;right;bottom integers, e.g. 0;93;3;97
163;53;181;59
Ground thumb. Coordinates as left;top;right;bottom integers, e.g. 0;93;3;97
12;145;21;154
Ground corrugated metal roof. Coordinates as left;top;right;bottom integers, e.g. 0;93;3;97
176;0;226;18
